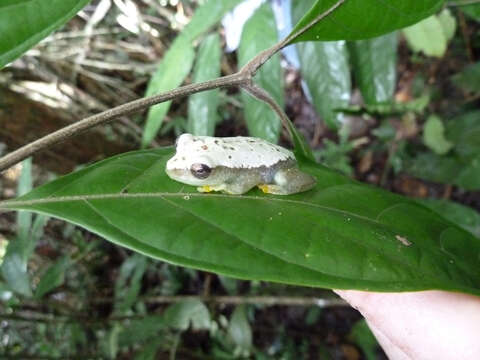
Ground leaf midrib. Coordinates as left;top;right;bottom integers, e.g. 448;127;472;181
1;192;385;226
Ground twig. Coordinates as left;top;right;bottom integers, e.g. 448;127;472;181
94;294;348;307
0;0;346;172
457;10;475;62
0;74;246;171
447;0;480;6
241;83;292;136
241;83;313;158
239;0;345;76
0;353;101;360
15;294;347;310
0;296;346;325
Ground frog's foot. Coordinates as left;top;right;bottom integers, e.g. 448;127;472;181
198;184;245;194
258;168;317;195
258;184;286;195
197;185;224;193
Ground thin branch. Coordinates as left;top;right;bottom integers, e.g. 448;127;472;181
15;295;347;314
95;294;348;307
0;296;346;325
0;0;346;172
239;0;346;76
448;0;480;6
241;82;292;134
0;353;101;360
240;82;313;159
457;9;475;62
0;74;246;172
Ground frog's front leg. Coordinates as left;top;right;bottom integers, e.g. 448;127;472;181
258;167;316;195
198;182;256;195
197;184;228;193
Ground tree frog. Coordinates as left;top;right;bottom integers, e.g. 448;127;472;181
165;133;316;195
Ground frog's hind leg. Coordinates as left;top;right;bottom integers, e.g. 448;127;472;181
258;168;316;195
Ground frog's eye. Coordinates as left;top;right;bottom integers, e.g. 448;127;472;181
190;163;212;179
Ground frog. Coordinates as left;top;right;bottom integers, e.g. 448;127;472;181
165;133;316;195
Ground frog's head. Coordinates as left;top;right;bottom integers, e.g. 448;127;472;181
165;133;224;186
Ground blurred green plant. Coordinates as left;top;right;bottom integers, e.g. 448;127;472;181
348;319;379;360
1;159;48;297
1;0;480;357
407;111;480;190
315;126;355;176
452;62;480;95
403;9;456;57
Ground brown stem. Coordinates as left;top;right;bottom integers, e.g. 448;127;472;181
94;294;347;307
16;294;347;310
241;83;291;131
0;0;346;172
239;0;346;76
0;74;246;171
241;83;313;158
448;0;480;6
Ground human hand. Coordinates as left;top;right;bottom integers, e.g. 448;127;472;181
335;290;480;359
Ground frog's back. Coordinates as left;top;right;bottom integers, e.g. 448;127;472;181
177;134;294;169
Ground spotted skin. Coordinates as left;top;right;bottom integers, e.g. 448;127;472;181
165;134;316;195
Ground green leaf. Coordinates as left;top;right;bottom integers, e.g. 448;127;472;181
339;95;430;116
289;0;443;43
218;275;240;295
0;238;7;267
0;281;15;304
409;111;480;189
0;0;91;69
118;315;165;347
17;158;33;248
238;3;284;143
349;33;398;105
114;254;148;314
181;0;243;42
403;14;448;57
0;158;38;297
142;36;195;147
297;40;350;128
452;62;480;94
315;138;354;176
407;152;480;190
105;323;121;360
292;0;351;129
423;115;453;155
187;34;221;136
163;299;211;331
348;319;378;360
1;249;32;297
227;305;252;355
2;147;480;296
418;199;480;239
142;0;242;146
35;255;70;298
452;0;480;22
134;341;161;360
437;9;457;41
288;122;316;162
445;110;480;158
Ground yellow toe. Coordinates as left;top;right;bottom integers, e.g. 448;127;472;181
199;185;213;193
258;184;271;194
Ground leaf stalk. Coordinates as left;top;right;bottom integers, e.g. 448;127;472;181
0;0;346;172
